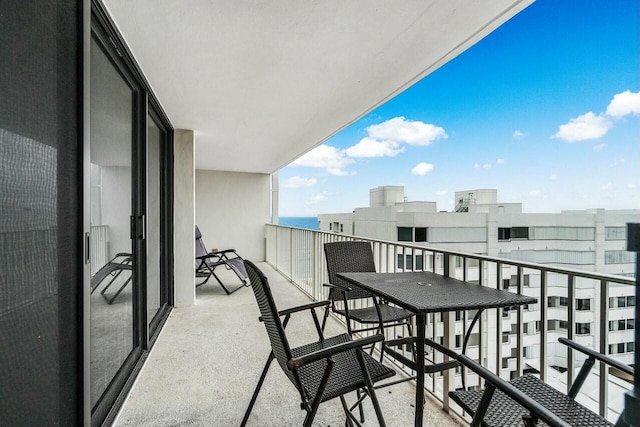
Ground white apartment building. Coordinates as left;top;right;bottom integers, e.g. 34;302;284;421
319;186;639;417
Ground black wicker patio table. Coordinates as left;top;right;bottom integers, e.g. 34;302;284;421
338;271;537;427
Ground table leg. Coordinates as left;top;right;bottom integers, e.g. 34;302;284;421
415;313;426;427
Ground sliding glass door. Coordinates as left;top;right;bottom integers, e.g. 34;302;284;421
89;9;172;424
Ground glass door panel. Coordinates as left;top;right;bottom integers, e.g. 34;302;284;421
146;114;162;326
89;36;136;407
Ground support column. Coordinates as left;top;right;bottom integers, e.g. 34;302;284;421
173;129;196;307
271;172;279;224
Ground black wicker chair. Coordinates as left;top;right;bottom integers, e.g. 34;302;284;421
241;260;395;427
322;241;415;361
195;225;249;295
449;337;634;427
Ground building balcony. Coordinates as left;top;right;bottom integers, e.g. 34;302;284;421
114;262;463;426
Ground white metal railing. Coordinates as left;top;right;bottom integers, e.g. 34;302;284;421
265;223;635;423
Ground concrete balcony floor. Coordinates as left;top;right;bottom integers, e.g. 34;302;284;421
115;262;464;426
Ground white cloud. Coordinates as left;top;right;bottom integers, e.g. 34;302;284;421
281;176;317;188
474;163;480;169
496;158;505;164
290;144;353;176
605;90;640;118
529;190;541;197
436;190;447;196
307;193;328;204
593;143;607;152
628;183;637;189
482;163;492;169
513;130;526;139
552;112;612;142
345;137;404;158
601;182;613;191
549;173;557;181
367;116;447;146
411;162;434;176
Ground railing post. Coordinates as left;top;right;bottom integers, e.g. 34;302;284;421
516;266;523;377
540;271;547;383
567;274;575;393
599;279;608;417
443;252;455;411
496;262;503;376
623;222;640;426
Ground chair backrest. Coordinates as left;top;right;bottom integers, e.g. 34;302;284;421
324;241;375;301
244;260;302;391
195;225;208;259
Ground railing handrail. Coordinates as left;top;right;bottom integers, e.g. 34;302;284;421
267;224;634;286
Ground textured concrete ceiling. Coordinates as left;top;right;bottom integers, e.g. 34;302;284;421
103;0;533;174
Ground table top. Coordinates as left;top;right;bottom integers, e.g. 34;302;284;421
337;271;537;313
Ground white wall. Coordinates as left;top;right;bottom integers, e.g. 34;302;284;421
195;170;270;261
174;129;195;307
100;166;131;259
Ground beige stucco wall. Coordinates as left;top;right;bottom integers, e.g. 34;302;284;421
195;170;270;262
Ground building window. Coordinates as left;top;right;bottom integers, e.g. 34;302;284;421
576;298;590;311
559;297;568;307
397;254;404;269
455;334;462;348
559;320;568;330
605;250;635;264
627;342;634;353
416;255;423;270
415;227;427;242
605;226;626;240
535;321;541;332
502;279;510;290
511;227;529;239
523;323;529;334
405;255;413;270
498;228;510;240
628;319;635;330
576;322;590;335
609;320;615;331
523;274;530;287
627;296;635;307
618;319;627;330
618;343;625;354
548;296;556;307
398;227;412;242
618;296;627;308
548;320;556;331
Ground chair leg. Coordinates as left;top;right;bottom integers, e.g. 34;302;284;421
303;359;334;427
339;395;356;427
355;349;386;427
406;319;417;362
211;271;243;295
241;352;275;427
320;305;330;333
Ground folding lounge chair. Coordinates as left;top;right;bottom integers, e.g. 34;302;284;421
241;260;395;427
195;225;249;295
90;252;132;304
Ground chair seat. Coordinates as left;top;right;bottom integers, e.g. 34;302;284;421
292;334;395;402
334;304;413;324
449;374;613;427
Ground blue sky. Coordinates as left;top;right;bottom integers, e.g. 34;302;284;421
279;0;639;217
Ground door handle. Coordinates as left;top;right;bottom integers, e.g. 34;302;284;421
130;215;146;240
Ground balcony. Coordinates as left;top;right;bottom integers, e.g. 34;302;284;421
114;262;463;426
112;225;636;425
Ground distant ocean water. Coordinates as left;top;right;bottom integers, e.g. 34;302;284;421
278;216;319;230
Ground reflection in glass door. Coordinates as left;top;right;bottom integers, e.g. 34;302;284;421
89;35;136;409
147;113;163;328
